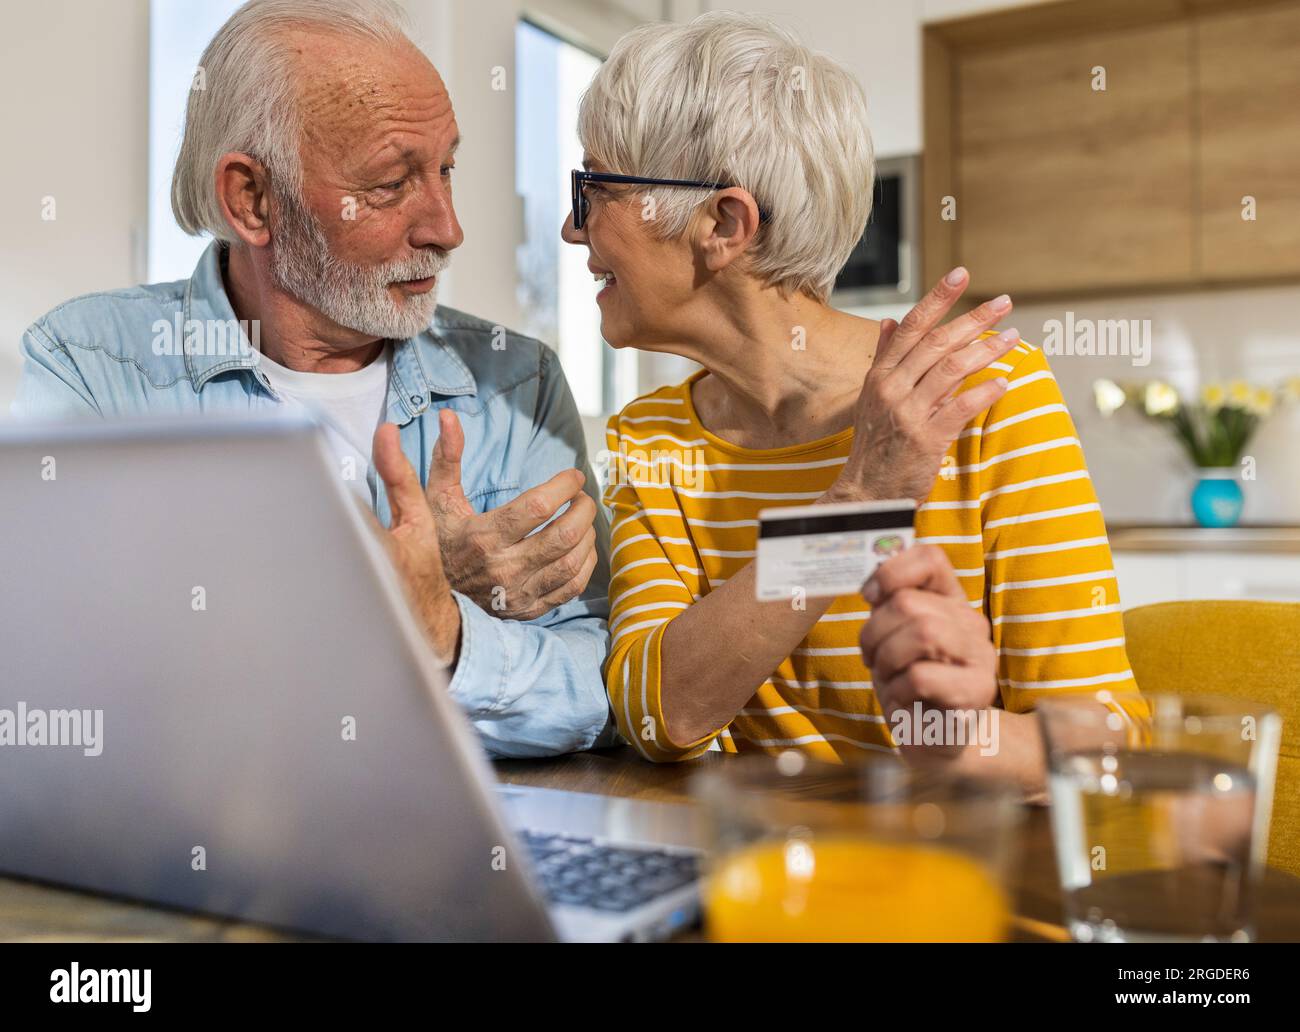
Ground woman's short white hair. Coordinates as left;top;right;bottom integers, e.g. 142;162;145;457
578;12;875;304
171;0;410;242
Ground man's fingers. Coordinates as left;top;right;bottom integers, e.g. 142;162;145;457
373;422;428;529
872;267;969;371
521;525;597;600
350;490;407;565
538;540;600;610
510;491;596;565
427;408;465;498
863;544;967;604
489;469;587;543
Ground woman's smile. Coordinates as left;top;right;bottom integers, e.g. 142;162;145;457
589;264;618;299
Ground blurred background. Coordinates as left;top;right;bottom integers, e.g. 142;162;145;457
2;0;1298;606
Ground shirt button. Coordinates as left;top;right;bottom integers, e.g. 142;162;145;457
410;395;421;405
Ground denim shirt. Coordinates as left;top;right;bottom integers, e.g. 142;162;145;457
12;242;613;758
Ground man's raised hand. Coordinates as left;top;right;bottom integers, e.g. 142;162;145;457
372;422;461;665
425;408;599;621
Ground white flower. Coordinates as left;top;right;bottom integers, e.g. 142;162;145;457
1093;379;1126;417
1143;381;1179;417
1248;387;1274;418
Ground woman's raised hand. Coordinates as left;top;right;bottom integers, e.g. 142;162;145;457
827;267;1020;505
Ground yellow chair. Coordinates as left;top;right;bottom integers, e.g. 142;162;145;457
1123;601;1300;877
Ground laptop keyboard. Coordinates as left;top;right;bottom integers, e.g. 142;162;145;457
519;830;700;913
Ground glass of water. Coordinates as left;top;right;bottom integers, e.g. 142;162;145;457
1037;692;1281;943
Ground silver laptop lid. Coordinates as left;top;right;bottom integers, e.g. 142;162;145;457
0;416;554;941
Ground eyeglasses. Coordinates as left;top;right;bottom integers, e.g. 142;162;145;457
570;169;771;230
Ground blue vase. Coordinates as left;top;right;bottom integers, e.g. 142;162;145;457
1191;470;1244;528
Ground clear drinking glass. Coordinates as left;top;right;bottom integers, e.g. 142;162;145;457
1037;692;1281;943
691;752;1022;942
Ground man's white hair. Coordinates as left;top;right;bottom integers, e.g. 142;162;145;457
578;12;875;304
171;0;411;241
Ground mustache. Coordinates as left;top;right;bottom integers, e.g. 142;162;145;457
376;249;451;283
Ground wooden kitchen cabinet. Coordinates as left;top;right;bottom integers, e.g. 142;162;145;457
1195;2;1300;281
955;22;1195;297
924;0;1300;298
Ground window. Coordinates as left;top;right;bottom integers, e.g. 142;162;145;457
148;0;244;283
515;19;637;417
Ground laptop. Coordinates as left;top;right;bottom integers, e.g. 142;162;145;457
0;417;701;942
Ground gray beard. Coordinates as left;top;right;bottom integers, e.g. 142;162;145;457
269;188;450;340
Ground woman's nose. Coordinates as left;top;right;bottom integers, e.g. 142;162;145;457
561;211;586;245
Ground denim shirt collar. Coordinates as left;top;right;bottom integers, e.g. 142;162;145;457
182;242;476;424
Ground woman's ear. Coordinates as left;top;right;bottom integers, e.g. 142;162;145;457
696;189;762;272
214;152;272;248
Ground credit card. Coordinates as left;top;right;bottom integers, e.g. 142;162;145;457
755;499;916;601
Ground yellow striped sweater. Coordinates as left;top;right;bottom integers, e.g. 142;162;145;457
602;339;1137;762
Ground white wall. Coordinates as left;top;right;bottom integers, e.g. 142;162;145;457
1010;288;1300;525
0;0;150;410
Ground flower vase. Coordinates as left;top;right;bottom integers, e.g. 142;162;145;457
1190;468;1244;528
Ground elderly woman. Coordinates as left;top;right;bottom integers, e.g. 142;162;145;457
562;13;1135;791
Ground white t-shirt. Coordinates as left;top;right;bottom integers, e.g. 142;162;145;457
255;345;392;503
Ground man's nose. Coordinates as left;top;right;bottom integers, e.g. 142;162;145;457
409;177;464;252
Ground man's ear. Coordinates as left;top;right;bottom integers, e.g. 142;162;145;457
696;189;762;273
214;152;272;248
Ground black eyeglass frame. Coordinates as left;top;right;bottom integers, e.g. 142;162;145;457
570;169;772;229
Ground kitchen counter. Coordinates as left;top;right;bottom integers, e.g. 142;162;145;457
1107;525;1300;555
1105;526;1300;606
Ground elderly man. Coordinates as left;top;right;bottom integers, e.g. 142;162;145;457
12;0;612;757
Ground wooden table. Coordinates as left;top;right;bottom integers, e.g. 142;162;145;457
3;745;1299;942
